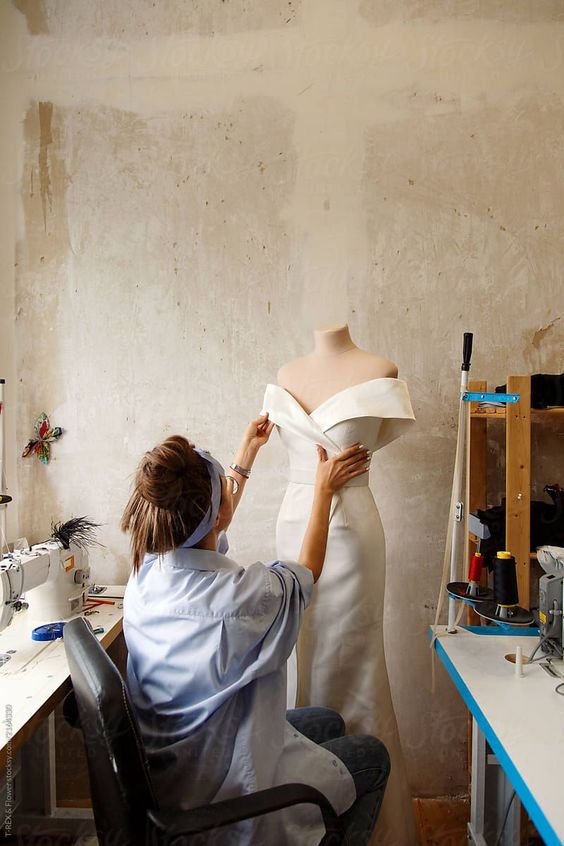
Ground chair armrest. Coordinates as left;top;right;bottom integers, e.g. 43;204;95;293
148;782;341;839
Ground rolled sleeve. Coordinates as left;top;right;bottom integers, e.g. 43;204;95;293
267;560;314;610
230;559;314;674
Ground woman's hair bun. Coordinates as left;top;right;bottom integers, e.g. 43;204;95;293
137;435;208;510
121;435;213;571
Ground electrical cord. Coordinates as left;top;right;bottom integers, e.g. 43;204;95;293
552;642;564;659
495;789;516;846
528;631;563;664
528;634;552;663
529;635;564;694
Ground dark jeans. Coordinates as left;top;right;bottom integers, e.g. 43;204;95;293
286;707;390;846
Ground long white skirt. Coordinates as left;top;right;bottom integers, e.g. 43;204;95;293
277;482;418;846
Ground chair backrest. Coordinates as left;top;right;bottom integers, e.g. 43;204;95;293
63;617;158;846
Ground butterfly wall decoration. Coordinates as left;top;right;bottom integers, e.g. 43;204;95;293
22;413;64;464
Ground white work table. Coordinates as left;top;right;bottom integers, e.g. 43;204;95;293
0;598;123;768
432;625;564;846
0;591;124;839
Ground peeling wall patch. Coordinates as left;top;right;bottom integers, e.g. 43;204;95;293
532;317;561;349
38;101;53;232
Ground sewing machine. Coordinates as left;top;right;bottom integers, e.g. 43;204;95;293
536;546;564;658
0;539;90;632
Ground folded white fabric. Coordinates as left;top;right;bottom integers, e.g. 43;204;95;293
537;545;564;575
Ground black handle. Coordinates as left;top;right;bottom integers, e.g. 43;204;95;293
462;332;473;371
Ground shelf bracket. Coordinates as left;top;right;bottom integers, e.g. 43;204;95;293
463;392;520;404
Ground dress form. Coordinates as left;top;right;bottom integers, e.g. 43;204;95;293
266;327;418;844
277;324;398;413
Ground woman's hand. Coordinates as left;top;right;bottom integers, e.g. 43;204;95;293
231;413;274;481
299;443;370;582
314;443;370;495
241;413;274;455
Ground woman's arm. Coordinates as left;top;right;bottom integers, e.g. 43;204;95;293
298;444;370;582
228;413;273;514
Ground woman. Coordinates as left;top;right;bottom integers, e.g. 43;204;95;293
121;413;390;845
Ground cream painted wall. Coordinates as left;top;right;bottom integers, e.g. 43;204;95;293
1;0;563;798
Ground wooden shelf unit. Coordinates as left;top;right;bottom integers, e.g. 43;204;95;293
467;375;562;609
465;375;562;844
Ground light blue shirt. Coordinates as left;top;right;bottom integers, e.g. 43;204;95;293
123;546;356;845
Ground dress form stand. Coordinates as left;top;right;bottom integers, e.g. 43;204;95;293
277;324;398;413
267;327;417;845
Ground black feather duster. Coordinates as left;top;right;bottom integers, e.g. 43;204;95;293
50;517;102;550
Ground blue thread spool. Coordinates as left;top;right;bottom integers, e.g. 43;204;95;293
32;622;66;641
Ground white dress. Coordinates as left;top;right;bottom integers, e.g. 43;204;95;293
262;377;417;846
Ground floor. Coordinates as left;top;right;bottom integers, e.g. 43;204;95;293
9;797;545;845
8;798;470;845
414;797;470;846
413;797;544;846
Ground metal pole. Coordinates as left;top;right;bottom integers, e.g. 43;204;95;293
447;334;473;631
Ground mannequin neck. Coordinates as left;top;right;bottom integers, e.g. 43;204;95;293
313;324;357;356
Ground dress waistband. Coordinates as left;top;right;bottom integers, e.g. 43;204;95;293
287;468;370;487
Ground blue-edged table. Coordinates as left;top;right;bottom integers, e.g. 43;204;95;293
431;625;564;846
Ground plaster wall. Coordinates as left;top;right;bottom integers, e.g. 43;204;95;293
1;0;563;798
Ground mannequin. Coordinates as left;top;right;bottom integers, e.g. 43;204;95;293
263;325;417;845
277;324;398;413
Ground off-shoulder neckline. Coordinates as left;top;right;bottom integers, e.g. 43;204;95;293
265;377;405;419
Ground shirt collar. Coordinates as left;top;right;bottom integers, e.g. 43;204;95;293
157;546;241;573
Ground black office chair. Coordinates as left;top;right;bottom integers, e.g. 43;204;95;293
62;617;344;845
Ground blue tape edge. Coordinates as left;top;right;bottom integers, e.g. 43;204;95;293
431;626;561;846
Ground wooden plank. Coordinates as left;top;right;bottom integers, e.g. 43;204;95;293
471;407;506;418
466;381;488;797
468;379;488;514
506;376;532;609
466;380;487;630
